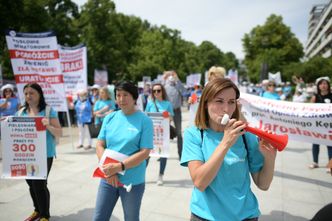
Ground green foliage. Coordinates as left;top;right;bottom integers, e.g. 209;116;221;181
242;14;304;83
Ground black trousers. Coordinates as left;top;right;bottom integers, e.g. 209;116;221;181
26;157;53;218
173;108;183;159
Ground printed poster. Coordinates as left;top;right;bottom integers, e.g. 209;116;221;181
5;30;67;112
240;93;332;146
59;44;87;97
146;112;170;157
1;116;47;179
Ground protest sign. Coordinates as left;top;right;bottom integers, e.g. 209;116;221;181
1;116;47;179
240;93;332;146
5;30;67;111
146;112;170;157
59;44;87;97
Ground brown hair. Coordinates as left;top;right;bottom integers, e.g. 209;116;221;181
151;83;168;101
195;78;240;129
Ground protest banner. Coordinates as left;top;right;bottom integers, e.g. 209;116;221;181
227;68;239;85
94;69;108;86
59;44;87;97
240;93;332;146
5;30;67;112
146;112;170;157
186;73;201;88
1;116;47;179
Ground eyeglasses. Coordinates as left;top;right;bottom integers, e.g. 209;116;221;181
268;84;276;87
153;89;162;93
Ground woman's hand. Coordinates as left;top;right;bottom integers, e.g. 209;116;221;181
102;163;121;177
41;117;50;126
259;133;277;160
221;119;247;149
105;174;120;187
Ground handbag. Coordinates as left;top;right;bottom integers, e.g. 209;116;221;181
88;118;102;138
153;100;177;139
169;124;177;140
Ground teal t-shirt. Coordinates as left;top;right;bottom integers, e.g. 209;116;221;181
145;99;174;116
98;110;154;185
93;99;116;125
17;107;58;158
262;91;280;100
180;126;264;221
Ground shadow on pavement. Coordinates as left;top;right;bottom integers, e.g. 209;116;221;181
274;171;332;189
146;179;193;188
260;210;308;221
284;147;309;153
51;208;121;221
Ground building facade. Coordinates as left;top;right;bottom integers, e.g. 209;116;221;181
305;1;332;58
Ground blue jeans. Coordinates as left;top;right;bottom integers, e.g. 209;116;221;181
312;144;332;163
145;157;167;175
93;179;145;221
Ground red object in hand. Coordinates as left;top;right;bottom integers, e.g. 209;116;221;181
191;93;198;103
245;126;288;151
34;117;46;131
162;111;169;118
93;157;119;178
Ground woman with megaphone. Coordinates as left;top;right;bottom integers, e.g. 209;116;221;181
181;78;277;221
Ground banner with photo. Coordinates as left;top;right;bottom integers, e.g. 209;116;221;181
146;112;170;157
1;116;47;180
5;30;67;111
59;44;87;97
240;93;332;146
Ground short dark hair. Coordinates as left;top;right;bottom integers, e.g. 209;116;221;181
115;81;139;100
23;82;47;111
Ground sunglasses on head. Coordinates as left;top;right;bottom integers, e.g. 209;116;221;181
153;89;161;93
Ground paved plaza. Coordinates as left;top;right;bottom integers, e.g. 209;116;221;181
0;108;331;221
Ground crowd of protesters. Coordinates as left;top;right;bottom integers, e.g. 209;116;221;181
0;70;331;221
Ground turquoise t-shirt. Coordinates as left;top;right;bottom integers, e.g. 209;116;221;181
145;99;174;116
0;97;20;116
262;91;280;100
181;126;264;221
97;110;154;185
17;107;58;158
93;99;116;125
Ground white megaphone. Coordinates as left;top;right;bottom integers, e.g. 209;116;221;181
220;114;288;151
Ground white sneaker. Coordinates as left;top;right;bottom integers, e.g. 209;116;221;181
157;175;163;186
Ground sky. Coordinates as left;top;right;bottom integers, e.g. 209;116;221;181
73;0;329;59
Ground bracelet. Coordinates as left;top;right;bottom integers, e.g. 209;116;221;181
120;162;126;171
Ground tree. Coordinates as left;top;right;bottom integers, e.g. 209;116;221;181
242;14;303;82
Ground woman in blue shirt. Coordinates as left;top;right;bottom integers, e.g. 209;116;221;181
145;83;174;185
93;86;116;126
0;84;20;117
19;83;62;221
93;82;154;221
181;78;277;221
74;89;93;150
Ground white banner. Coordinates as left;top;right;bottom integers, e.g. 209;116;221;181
5;30;67;111
227;69;238;85
186;73;201;87
240;93;332;146
146;112;170;157
94;69;108;86
59;44;87;97
1;116;47;179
